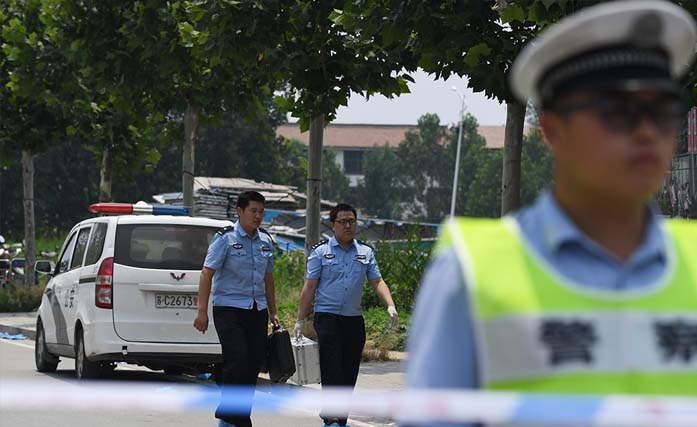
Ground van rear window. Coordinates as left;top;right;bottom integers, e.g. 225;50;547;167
114;224;218;270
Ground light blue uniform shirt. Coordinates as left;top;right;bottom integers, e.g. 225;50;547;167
203;221;274;310
306;236;382;316
406;190;667;427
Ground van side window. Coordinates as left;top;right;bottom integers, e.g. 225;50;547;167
84;223;108;266
57;234;78;275
70;227;92;270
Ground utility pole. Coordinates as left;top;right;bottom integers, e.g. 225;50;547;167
450;87;466;217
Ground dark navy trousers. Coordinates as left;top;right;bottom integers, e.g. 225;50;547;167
213;305;268;427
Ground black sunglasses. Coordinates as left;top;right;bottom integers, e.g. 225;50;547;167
551;95;686;134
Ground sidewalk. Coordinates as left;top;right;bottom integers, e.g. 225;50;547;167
0;311;36;339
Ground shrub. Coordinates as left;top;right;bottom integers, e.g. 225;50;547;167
362;228;432;312
0;284;44;312
271;250;305;331
273;250;305;304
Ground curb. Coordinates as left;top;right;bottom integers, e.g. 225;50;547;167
0;323;35;340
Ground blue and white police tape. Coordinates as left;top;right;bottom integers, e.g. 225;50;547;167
3;381;697;426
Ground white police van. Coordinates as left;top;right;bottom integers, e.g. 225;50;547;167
35;202;231;379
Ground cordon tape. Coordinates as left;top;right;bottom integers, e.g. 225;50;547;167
3;381;697;426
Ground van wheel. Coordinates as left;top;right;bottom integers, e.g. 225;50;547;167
35;320;59;372
75;329;101;380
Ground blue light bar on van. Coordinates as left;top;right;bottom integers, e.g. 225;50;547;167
152;205;189;216
89;203;189;216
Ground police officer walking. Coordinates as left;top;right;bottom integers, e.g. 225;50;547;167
295;203;398;427
406;1;697;425
194;191;280;427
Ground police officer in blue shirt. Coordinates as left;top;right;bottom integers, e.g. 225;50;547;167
194;191;280;427
406;1;697;426
295;203;398;427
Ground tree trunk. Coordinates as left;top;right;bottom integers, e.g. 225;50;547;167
99;146;112;202
501;101;527;216
183;102;200;216
21;149;36;287
304;114;324;256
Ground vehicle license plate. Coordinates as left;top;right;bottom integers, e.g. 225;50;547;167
155;294;198;309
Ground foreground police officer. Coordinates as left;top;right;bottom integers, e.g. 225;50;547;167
195;190;280;427
406;1;697;426
295;203;398;427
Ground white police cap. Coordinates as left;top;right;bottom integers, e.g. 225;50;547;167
511;0;697;105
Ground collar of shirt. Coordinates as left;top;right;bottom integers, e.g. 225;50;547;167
329;235;356;251
518;189;666;266
234;220;258;241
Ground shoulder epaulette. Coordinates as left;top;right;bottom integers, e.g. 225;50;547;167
258;227;272;238
356;239;374;250
312;239;329;251
217;225;235;236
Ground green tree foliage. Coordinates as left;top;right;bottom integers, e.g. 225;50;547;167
359;113;483;222
463;149;503;218
0;1;75;157
454;115;500;217
357;145;401;218
42;0;164;201
395;114;451;222
332;1;537;214
273;1;414;129
464;125;552;217
0;101;354;237
269;0;417;250
0;0;82;285
276;138;308;191
520;127;553;205
357;113;553;221
321;149;350;203
197;104;286;184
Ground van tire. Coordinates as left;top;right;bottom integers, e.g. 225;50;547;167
35;320;59;372
75;328;101;380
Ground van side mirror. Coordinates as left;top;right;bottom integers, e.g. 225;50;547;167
35;260;54;274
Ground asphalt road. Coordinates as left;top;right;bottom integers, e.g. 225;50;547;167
0;338;371;427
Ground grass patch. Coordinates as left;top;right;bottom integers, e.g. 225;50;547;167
362;306;410;361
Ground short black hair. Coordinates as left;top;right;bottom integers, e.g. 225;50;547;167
236;191;265;210
330;203;357;222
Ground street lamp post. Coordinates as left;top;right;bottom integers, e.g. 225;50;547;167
450;87;466;217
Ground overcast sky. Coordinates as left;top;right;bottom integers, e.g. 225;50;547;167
288;69;507;127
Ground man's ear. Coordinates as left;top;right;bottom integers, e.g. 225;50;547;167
539;111;560;155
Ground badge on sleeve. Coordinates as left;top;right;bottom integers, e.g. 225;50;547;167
324;253;335;259
261;245;271;252
232;243;243;249
355;254;366;260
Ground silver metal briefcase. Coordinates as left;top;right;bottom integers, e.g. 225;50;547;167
290;336;321;385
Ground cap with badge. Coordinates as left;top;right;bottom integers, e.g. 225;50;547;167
510;0;697;106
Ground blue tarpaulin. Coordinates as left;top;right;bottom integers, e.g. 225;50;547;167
274;235;304;253
0;332;26;340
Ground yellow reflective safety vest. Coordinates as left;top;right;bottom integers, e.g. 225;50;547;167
439;217;697;395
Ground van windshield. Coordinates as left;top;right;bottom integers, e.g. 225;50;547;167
114;224;218;270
